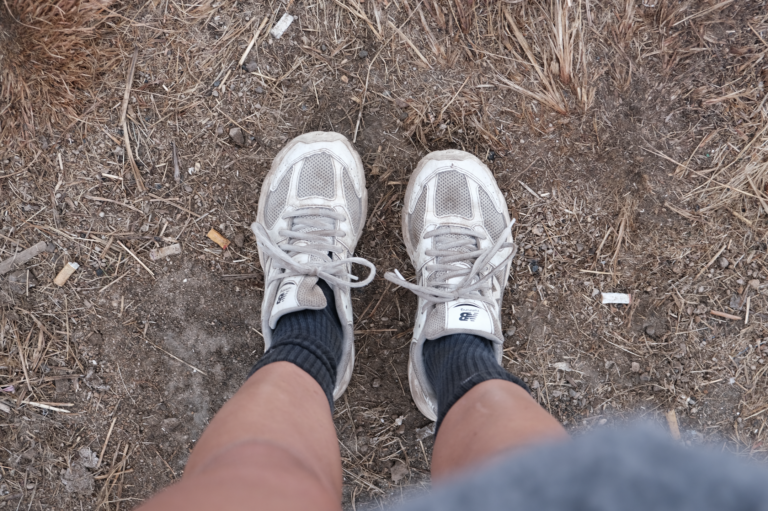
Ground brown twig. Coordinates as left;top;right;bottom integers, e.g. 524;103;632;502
0;241;48;276
172;140;181;183
97;416;117;469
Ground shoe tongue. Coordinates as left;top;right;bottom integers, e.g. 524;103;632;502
430;232;479;287
423;300;495;340
443;299;494;333
268;276;328;328
289;211;335;264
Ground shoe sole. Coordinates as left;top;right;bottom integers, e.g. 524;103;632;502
402;149;507;421
256;131;366;401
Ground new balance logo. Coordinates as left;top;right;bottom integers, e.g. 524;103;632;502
459;311;479;322
275;282;296;305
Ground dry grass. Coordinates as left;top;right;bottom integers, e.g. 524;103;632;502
2;0;768;509
0;0;116;147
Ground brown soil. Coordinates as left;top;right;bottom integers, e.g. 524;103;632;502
2;0;768;509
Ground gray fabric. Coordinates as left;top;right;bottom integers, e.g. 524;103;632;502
422;303;446;340
297;276;326;308
435;170;472;219
298;152;336;199
391;426;768;511
343;169;362;233
264;167;293;228
409;188;428;247
478;187;505;242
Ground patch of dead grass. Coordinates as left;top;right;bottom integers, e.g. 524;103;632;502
0;0;117;148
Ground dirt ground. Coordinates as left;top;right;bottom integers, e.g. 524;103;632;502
3;0;768;509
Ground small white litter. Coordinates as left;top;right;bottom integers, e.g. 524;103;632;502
601;292;631;305
270;13;295;39
149;244;182;261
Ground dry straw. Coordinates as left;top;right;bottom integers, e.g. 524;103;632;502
0;0;116;148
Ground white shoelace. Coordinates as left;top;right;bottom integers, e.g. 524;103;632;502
252;207;376;288
384;220;517;308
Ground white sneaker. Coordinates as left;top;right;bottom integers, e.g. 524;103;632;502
251;132;375;400
385;150;517;421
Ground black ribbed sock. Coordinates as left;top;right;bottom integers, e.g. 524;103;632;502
424;333;529;431
248;279;343;410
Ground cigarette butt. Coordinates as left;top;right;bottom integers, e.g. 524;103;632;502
207;229;230;250
149;243;182;261
666;409;681;440
54;262;80;287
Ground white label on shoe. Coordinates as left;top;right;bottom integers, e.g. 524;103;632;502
445;300;493;333
270;279;300;320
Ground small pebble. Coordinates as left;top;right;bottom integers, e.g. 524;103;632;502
505;326;516;337
645;325;656;337
719;257;729;269
213;80;221;87
229;127;245;146
255;86;264;94
358;50;368;58
211;90;219;97
631;362;640;373
749;279;760;290
244;61;259;73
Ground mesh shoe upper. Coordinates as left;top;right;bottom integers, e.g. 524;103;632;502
385;150;517;420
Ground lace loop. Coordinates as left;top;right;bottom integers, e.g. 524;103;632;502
252;207;376;289
385;220;516;308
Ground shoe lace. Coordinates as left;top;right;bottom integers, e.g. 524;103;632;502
384;220;517;309
252;207;376;288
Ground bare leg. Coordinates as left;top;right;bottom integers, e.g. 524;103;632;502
431;380;567;480
137;362;341;511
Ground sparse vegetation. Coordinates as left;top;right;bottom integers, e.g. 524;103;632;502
0;0;115;146
2;0;768;509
